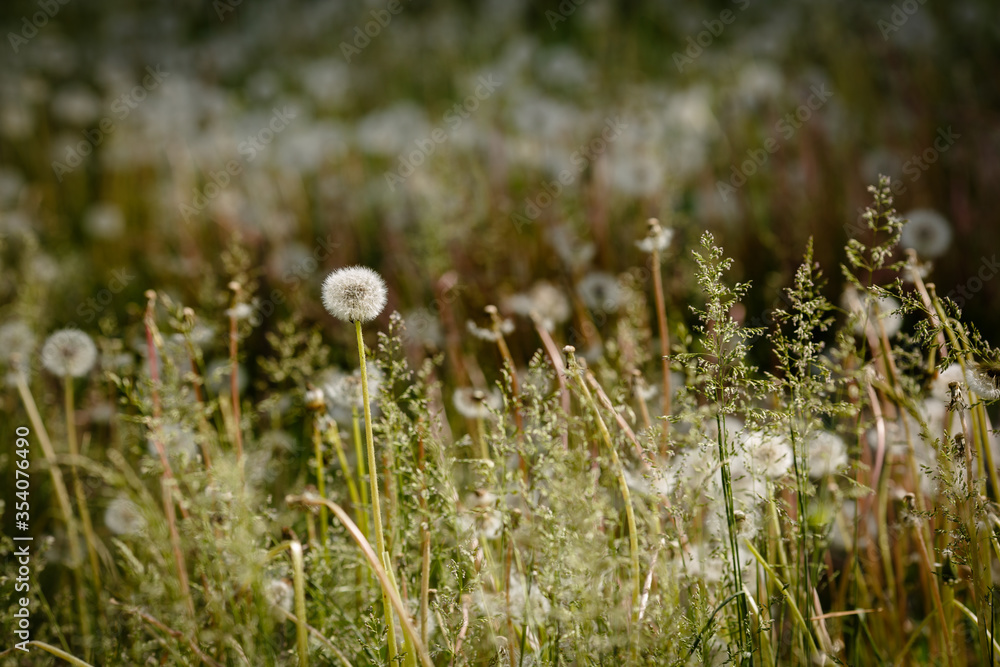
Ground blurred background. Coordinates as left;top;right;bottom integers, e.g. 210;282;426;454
1;0;998;374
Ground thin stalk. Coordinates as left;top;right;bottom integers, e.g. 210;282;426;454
648;219;671;453
310;415;329;561
327;424;361;515
227;302;244;476
355;319;398;662
290;541;309;667
418;427;432;649
64;376;102;593
162;478;195;617
352;407;369;537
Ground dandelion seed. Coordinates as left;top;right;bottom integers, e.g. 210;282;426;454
453;387;501;419
104;496;146;535
41;328;97;377
321;266;388;323
807;431;848;479
967;363;1000;401
900;208;953;258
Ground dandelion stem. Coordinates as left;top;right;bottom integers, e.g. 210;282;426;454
311;415;329;562
355;319;398;662
63;376;103;610
649;227;671;452
290;540;310;667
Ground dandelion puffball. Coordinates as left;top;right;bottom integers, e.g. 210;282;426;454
900;208;952;258
104;496;146;535
41;328;97;377
321;266;388;323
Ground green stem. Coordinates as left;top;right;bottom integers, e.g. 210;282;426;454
311;415;329;563
290;541;310;667
356;319;398;662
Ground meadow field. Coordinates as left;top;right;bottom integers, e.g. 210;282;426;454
2;1;1000;664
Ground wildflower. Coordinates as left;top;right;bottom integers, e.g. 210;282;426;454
104;496;146;535
41;329;97;377
967;362;1000;401
807;431;848;478
321;266;388;323
636;218;673;253
900;208;952;258
577;271;622;313
453;387;501;419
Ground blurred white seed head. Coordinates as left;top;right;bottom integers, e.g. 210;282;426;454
0;320;36;371
321;266;387;323
41;328;97;377
841;286;902;338
637;218;673;253
265;578;294;615
967;364;1000;401
900;208;952;258
807;431;848;479
577;271;622;313
453;387;502;419
104;496;146;535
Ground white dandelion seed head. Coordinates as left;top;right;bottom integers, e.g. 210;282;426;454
577;271;622;314
265;578;294;614
41;328;97;377
321;266;387;323
104;496;146;536
967;365;1000;401
503;281;571;331
453;387;502;420
741;430;793;481
0;320;36;369
636;226;673;254
900;208;952;258
807;430;848;479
